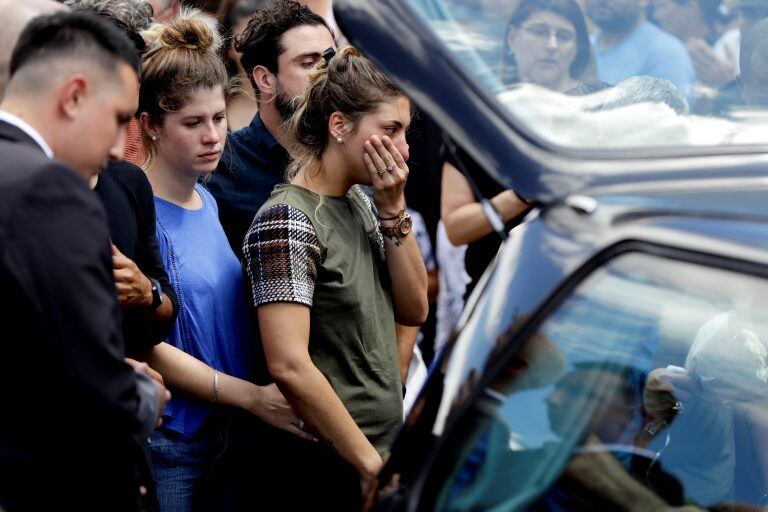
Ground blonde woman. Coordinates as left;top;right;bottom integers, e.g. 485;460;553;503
242;47;428;509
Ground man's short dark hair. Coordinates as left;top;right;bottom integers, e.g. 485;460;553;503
741;17;768;79
235;0;331;94
9;10;140;82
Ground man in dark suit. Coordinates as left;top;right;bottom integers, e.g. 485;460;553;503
0;12;169;512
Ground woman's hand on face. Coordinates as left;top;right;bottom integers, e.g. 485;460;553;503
364;135;408;218
248;383;318;442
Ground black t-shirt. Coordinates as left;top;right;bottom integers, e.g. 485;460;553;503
445;147;530;299
94;161;178;355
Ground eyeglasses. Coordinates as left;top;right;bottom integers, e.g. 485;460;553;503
520;23;576;45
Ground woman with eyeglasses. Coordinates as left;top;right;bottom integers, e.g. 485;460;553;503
439;0;593;303
501;0;594;92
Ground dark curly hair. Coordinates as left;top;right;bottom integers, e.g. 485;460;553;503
235;0;332;97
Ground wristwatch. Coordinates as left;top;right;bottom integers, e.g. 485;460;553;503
148;277;163;310
379;209;412;245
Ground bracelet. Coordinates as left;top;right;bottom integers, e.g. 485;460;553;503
213;369;219;404
377;206;406;221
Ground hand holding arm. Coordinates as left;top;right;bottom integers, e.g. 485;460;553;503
142;342;315;441
125;357;171;428
112;243;153;308
112;243;175;320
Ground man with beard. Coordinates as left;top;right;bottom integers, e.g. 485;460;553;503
206;0;336;258
588;0;697;101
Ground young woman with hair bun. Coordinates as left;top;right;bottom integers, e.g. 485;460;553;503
134;10;312;511
242;46;428;509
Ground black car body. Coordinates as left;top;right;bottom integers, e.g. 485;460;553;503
335;0;768;510
371;183;768;511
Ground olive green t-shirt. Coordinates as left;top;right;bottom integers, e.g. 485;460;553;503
243;183;403;452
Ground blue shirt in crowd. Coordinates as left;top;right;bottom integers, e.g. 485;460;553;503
154;184;254;438
592;21;696;101
205;113;290;259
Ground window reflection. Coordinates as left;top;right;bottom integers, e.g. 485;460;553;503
408;0;768;147
501;0;594;92
425;253;768;511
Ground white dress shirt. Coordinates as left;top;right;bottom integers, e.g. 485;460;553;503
0;110;53;158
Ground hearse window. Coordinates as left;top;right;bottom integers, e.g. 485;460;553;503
421;252;768;511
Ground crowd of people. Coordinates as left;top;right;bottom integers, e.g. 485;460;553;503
1;0;768;511
453;0;768;113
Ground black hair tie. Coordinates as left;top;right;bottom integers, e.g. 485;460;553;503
322;47;336;64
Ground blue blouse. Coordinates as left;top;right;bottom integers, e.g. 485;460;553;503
154;184;254;438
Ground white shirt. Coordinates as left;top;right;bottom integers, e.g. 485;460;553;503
0;110;53;158
435;221;470;353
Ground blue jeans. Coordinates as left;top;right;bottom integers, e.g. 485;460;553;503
149;426;225;512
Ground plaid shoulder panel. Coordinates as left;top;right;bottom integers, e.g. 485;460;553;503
243;203;321;308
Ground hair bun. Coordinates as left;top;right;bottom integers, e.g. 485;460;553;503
327;45;362;74
336;46;362;59
154;9;221;53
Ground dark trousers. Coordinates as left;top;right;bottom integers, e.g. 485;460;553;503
199;411;362;511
